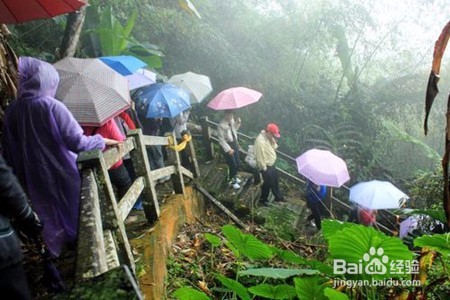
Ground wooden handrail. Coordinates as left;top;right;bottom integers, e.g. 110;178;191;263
75;128;196;280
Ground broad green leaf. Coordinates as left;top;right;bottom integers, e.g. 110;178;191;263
204;233;221;247
270;247;334;276
271;247;307;264
216;274;251;300
248;284;296;299
123;10;138;38
321;220;359;242
221;225;273;260
327;224;413;280
294;276;328;300
239;268;318;279
414;233;450;256
324;288;349;300
173;287;210;300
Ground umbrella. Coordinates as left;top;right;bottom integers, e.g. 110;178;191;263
207;86;262;110
0;0;87;24
168;71;213;104
54;57;131;126
133;83;191;119
99;55;148;76
349;180;408;210
126;69;157;90
295;149;350;187
399;216;419;239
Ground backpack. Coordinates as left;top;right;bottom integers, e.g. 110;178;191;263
245;145;257;168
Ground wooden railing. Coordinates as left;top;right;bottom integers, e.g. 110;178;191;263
75;129;199;280
199;116;396;234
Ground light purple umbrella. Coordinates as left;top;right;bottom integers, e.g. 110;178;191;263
399;216;419;239
126;69;156;90
206;86;262;110
296;149;350;187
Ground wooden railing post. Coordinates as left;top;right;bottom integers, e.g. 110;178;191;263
187;134;200;178
77;150;135;277
165;132;185;195
200;116;214;160
126;129;160;223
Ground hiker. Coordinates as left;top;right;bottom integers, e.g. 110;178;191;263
83;118;133;199
358;208;378;228
140;116;171;183
306;181;327;230
0;153;42;299
254;123;285;206
217;110;242;189
2;57;117;257
171;109;194;173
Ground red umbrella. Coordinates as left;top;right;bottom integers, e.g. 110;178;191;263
0;0;87;24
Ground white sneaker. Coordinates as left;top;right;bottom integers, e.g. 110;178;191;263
234;177;242;184
232;182;241;190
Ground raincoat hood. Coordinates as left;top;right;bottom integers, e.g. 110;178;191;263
17;57;60;100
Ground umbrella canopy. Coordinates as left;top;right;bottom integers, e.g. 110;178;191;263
296;149;350;187
168;71;213;104
126;69;157;90
133;83;191;119
54;57;131;126
349;180;408;210
0;0;86;24
207;86;262;110
399;216;420;239
99;55;147;76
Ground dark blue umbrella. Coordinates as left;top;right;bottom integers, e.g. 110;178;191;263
99;55;147;76
133;83;191;118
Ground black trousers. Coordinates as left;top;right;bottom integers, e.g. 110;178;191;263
109;164;132;199
260;166;283;202
224;141;240;180
307;202;322;230
0;262;31;299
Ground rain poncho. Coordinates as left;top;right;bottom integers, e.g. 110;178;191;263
2;57;105;257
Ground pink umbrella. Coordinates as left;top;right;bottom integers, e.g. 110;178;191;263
296;149;350;187
207;86;262;110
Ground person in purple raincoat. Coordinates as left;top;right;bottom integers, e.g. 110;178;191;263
2;57;119;257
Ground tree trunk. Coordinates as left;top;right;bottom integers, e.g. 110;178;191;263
58;5;88;59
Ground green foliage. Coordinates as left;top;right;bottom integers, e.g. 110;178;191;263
324;287;349;300
406;168;443;209
294;276;329;300
238;268;319;279
173;287;211;300
322;220;413;280
215;274;251;300
204;233;221;247
247;283;297;300
221;224;273;260
414;233;450;256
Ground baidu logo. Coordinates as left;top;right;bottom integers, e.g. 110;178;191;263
333;247;417;276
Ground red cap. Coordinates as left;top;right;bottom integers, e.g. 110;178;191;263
266;123;280;138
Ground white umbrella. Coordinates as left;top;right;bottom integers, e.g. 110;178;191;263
54;57;131;126
349;180;408;210
168;71;212;104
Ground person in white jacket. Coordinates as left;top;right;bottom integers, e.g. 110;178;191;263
217;110;242;189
